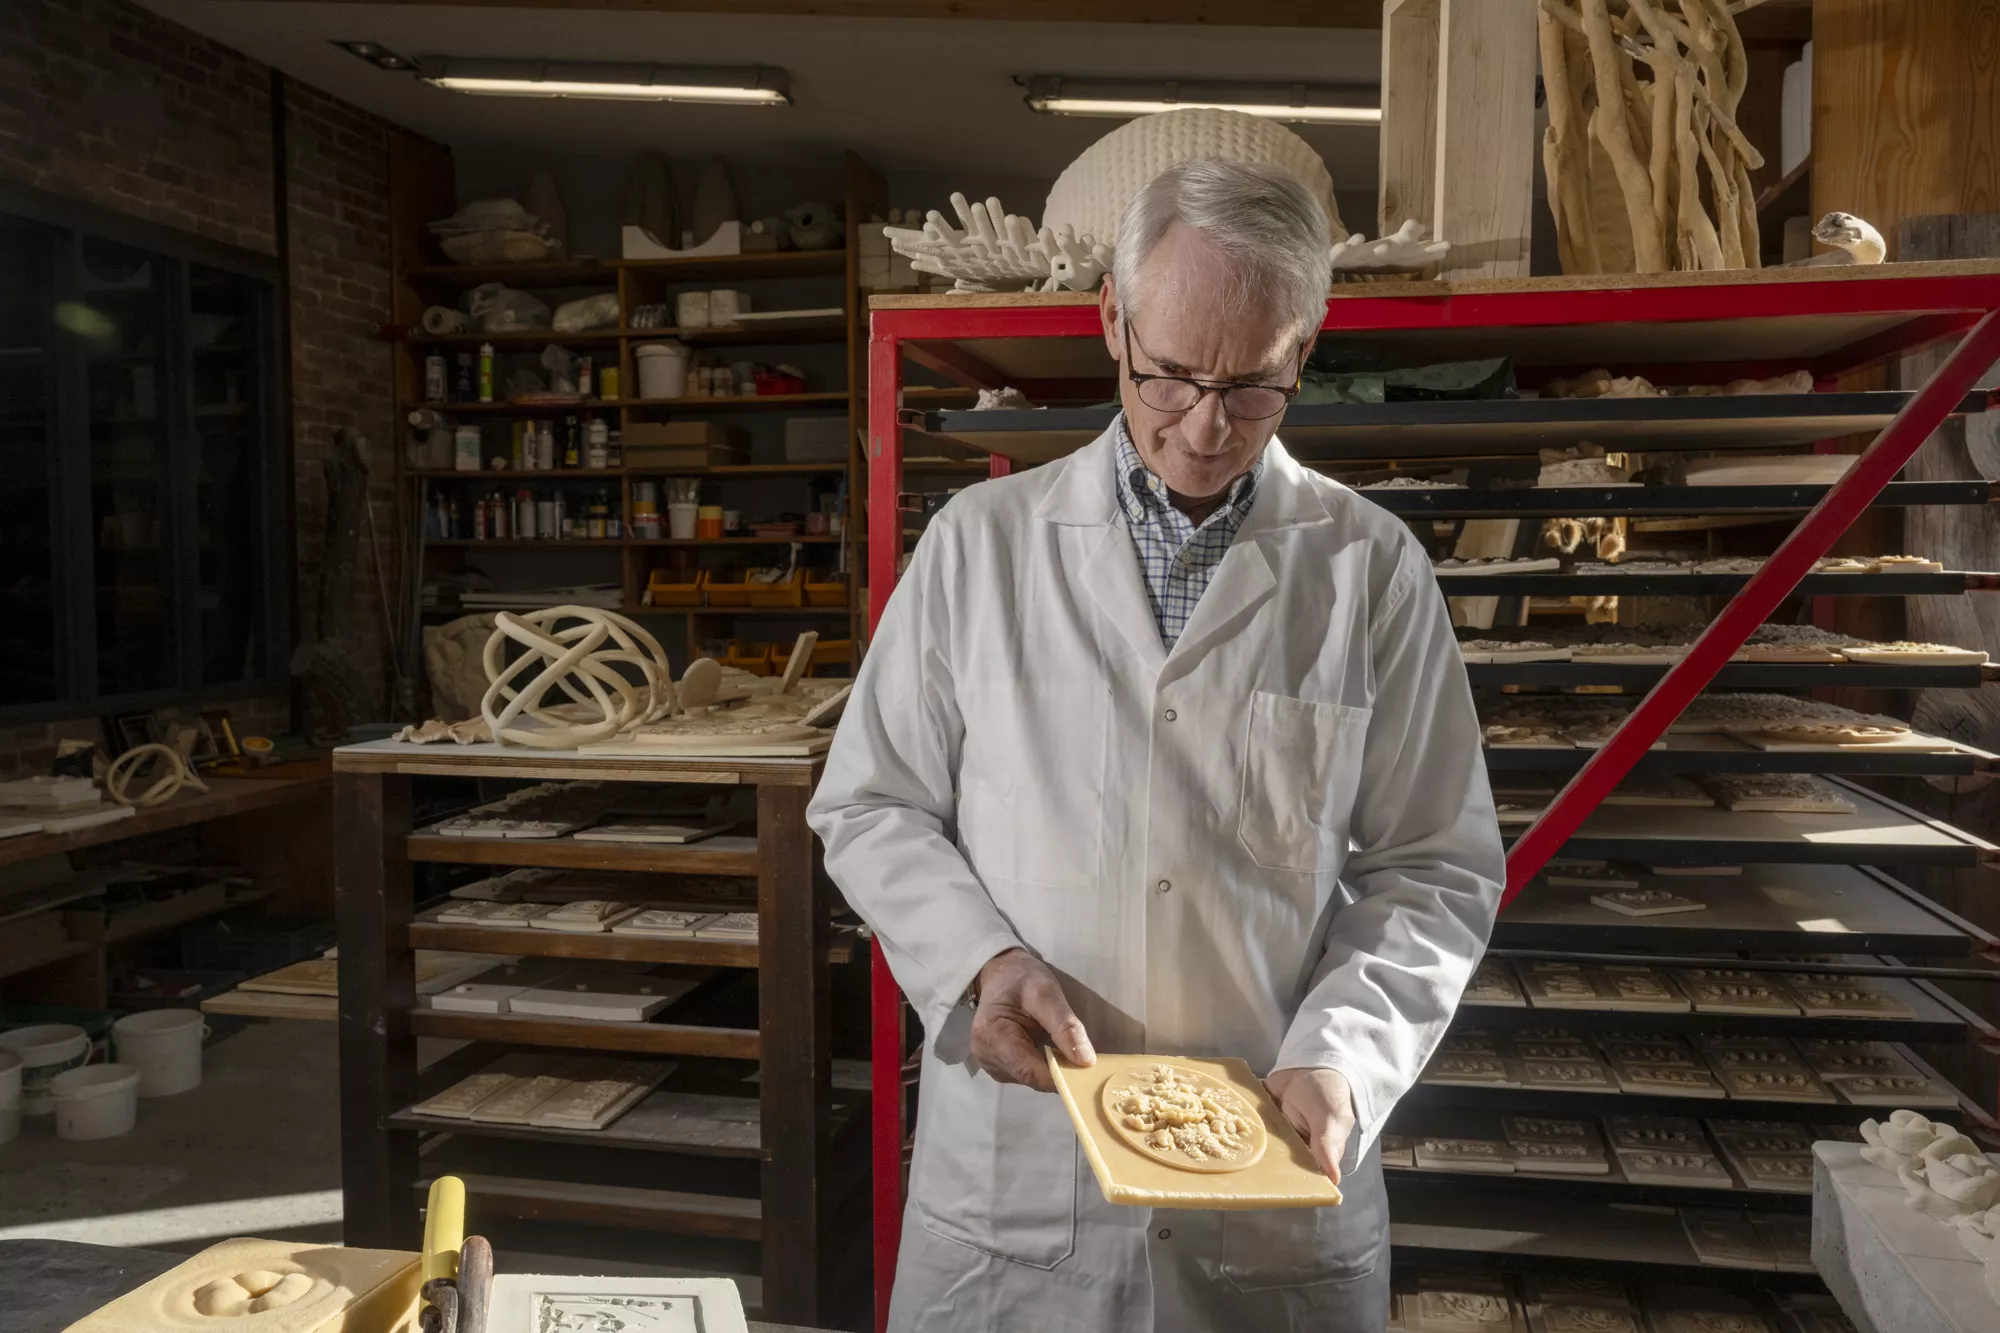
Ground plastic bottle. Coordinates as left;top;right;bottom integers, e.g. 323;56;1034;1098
578;355;594;399
537;497;557;539
515;489;537;539
585;418;609;470
478;343;495;402
536;421;555;471
562;415;580;469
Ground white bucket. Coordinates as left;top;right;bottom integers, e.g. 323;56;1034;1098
0;1023;93;1116
0;1051;20;1145
635;342;691;400
52;1064;140;1141
667;502;700;540
113;1009;208;1098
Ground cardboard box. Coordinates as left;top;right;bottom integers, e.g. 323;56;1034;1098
624;421;748;468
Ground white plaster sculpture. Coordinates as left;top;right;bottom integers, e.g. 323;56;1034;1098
1859;1110;1981;1175
1949;1205;2000;1306
1787;211;1888;267
1538;0;1766;273
1328;220;1452;274
391;717;494;745
1899;1148;2000;1221
426;613;500;722
884;109;1447;294
105;742;209;808
883;194;1112;294
480;607;673;750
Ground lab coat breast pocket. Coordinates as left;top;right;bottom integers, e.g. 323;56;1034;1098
1237;691;1371;873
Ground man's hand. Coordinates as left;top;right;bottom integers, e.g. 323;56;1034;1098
1265;1066;1357;1186
970;948;1096;1092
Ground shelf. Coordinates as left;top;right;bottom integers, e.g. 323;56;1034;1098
409;330;626;347
401;400;613;416
1388;1191;1821;1289
1434;569;1992;596
425;539;625;548
617;249;848;282
1484;731;1992;778
1402;1080;1898;1125
407;830;761;874
633;536;843;546
1493;864;1978;957
436;1171;763;1242
409;464;849;479
1505;778;1998;865
915;391;1993;462
407;920;855;968
387;1087;859;1158
0;776;326;871
1361;480;1995;518
412;469;626;480
410;1008;759;1060
621;393;849;413
1467;661;1991;690
401;261;619;287
1383;1163;1797;1214
630;605;851;617
0;939;91;982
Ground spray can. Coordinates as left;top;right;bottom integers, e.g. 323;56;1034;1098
477;342;495;403
515;489;537;540
578;354;594;399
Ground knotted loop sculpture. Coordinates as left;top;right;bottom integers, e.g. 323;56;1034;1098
479;607;673;749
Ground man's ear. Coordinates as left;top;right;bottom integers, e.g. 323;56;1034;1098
1099;278;1122;363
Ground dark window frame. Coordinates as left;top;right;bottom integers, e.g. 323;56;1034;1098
0;181;292;725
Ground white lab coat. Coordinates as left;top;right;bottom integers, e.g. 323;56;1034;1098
809;428;1504;1332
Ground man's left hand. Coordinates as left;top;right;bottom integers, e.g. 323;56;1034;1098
1264;1066;1356;1186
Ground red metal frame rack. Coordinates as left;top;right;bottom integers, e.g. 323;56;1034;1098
863;263;2000;1331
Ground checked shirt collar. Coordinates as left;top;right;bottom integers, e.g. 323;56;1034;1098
1111;414;1264;649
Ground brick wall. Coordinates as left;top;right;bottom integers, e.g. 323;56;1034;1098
0;0;429;762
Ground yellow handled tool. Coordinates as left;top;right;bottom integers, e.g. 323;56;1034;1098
422;1176;466;1286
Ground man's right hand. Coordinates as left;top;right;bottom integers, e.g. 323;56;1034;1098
970;948;1096;1092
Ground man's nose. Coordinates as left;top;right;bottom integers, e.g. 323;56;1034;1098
1183;391;1234;452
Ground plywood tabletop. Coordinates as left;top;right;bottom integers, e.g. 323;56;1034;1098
332;739;823;786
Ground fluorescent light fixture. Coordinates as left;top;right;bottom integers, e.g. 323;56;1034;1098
333;39;415;71
1022;76;1379;125
417;58;789;105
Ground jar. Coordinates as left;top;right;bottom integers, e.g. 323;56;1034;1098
696;505;725;540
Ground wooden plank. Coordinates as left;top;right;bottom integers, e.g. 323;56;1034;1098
1812;0;2000;238
411;1009;761;1059
407;832;762;876
1432;0;1537;278
203;988;339;1022
447;1173;762;1241
407;921;855;968
299;0;1390;26
333;739;819;787
1379;0;1440;239
757;782;831;1326
335;772;420;1250
388;1088;825;1157
0;777;327;870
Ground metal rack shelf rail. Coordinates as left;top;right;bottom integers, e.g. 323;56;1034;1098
862;264;2000;1329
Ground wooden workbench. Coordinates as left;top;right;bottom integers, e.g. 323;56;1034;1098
330;739;846;1327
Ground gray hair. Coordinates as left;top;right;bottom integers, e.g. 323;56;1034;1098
1112;158;1332;344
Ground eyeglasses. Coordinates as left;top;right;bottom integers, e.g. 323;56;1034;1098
1122;320;1304;421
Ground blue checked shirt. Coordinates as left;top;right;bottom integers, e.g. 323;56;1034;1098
1113;416;1264;648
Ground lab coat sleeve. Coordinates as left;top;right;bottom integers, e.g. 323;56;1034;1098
1271;533;1505;1171
806;510;1028;1053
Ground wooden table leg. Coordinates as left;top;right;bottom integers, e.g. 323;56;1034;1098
757;780;830;1325
336;770;419;1249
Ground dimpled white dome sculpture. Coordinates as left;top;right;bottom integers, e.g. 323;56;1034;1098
1042;108;1347;249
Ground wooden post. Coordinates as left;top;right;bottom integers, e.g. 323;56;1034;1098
1379;0;1440;240
757;779;830;1325
335;770;419;1249
1432;0;1538;278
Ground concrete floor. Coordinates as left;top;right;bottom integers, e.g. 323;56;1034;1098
0;1020;344;1253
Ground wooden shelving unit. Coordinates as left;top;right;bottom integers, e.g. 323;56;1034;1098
331;741;854;1327
391;158;887;668
860;262;2000;1324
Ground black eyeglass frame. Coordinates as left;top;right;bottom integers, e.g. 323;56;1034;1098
1121;318;1308;422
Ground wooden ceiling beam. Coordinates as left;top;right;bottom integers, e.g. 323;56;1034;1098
269;0;1391;28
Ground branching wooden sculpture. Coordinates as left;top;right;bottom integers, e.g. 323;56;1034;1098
1539;0;1767;274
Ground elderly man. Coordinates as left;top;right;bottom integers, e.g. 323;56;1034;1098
808;158;1504;1331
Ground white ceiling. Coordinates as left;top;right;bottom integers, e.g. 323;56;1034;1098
140;2;1385;186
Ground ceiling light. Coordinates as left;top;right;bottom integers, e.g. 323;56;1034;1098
1022;76;1379;125
333;40;415;71
417;58;790;105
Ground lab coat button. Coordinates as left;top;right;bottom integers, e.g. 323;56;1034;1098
1157;1228;1172;1241
1163;708;1178;722
1156;879;1172;894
